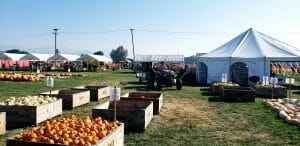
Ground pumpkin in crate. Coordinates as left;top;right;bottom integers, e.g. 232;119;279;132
4;74;11;80
0;73;4;80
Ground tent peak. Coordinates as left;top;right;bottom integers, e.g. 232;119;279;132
201;28;300;59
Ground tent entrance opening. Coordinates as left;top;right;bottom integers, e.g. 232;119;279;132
198;62;207;84
230;62;249;86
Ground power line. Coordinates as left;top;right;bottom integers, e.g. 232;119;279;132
134;29;236;35
60;29;128;35
0;33;52;42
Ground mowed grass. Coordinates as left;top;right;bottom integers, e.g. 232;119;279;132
1;70;300;145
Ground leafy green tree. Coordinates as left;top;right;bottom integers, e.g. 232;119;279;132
6;49;28;54
110;46;128;63
93;50;104;56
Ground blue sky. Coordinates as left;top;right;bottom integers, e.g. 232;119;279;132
1;0;300;57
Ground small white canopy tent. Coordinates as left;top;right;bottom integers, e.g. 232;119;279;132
47;53;80;62
134;55;184;63
20;53;53;62
0;53;26;60
197;28;300;84
77;54;113;63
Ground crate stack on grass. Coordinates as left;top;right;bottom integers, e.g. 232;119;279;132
0;112;5;135
56;89;90;110
93;100;153;133
40;89;90;110
252;84;287;98
221;87;255;102
0;96;62;128
121;92;163;115
72;85;111;101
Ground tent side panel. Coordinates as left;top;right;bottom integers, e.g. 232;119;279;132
197;59;230;84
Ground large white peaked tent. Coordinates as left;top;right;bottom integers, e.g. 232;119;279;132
47;53;80;62
0;53;26;60
20;53;53;62
77;54;113;63
196;28;300;85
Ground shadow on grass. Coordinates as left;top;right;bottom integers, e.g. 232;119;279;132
293;91;300;95
123;85;179;92
200;88;210;92
118;71;135;74
291;85;300;90
201;91;215;96
123;85;147;91
127;81;146;85
208;96;225;102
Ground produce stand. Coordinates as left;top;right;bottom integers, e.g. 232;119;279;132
56;89;90;110
92;100;153;132
0;99;62;128
121;92;163;115
0;112;5;135
222;87;255;102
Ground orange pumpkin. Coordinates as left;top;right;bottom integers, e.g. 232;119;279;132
14;115;118;145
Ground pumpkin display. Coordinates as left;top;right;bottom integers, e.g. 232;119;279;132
14;115;119;145
0;95;57;106
0;73;39;82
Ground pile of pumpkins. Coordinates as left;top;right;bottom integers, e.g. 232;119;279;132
212;82;239;87
264;98;300;126
14;115;119;145
0;95;57;106
39;73;86;79
0;73;39;82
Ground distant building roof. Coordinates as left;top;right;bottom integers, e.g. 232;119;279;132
196;53;207;56
134;55;184;63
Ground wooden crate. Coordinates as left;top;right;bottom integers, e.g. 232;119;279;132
0;112;5;135
92;101;153;132
72;85;110;101
56;89;90;110
253;85;287;98
222;87;255;102
211;82;239;95
121;92;163;115
0;99;62;128
39;90;60;96
6;123;124;146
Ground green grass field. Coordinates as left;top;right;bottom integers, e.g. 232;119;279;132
1;70;300;146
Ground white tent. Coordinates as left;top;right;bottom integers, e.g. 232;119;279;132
20;53;53;62
196;28;300;84
0;53;26;60
47;53;80;62
77;54;113;63
135;55;184;63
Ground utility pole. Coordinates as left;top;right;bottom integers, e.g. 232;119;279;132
53;28;59;54
130;28;135;60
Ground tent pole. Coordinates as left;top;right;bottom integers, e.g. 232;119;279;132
264;57;266;76
229;57;232;82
